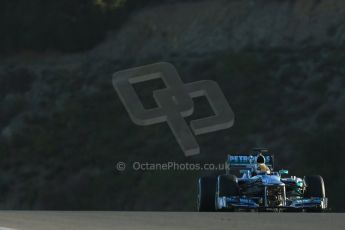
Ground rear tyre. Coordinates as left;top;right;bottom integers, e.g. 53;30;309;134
303;175;326;212
197;177;217;212
215;175;240;211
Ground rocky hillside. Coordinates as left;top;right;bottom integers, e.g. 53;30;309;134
1;0;345;211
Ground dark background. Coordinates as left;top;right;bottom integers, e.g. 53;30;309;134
0;0;345;211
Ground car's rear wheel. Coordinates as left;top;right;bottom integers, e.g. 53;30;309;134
197;177;216;212
303;175;326;212
215;174;239;211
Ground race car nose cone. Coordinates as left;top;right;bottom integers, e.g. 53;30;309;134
262;175;284;185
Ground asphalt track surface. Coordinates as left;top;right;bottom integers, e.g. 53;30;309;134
0;212;344;230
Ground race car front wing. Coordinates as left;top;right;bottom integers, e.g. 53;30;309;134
217;196;328;211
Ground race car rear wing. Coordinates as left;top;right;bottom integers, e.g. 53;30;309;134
226;153;274;171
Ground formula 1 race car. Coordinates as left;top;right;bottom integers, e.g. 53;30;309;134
197;149;328;212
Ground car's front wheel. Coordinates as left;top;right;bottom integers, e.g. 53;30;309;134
197;177;217;212
304;175;325;198
215;174;239;211
303;175;326;212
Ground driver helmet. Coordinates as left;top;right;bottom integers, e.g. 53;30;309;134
256;153;265;164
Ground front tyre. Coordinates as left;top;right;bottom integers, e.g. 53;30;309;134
304;175;325;198
303;175;326;212
215;175;239;211
197;177;217;212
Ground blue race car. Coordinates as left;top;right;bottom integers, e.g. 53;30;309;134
197;149;328;212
